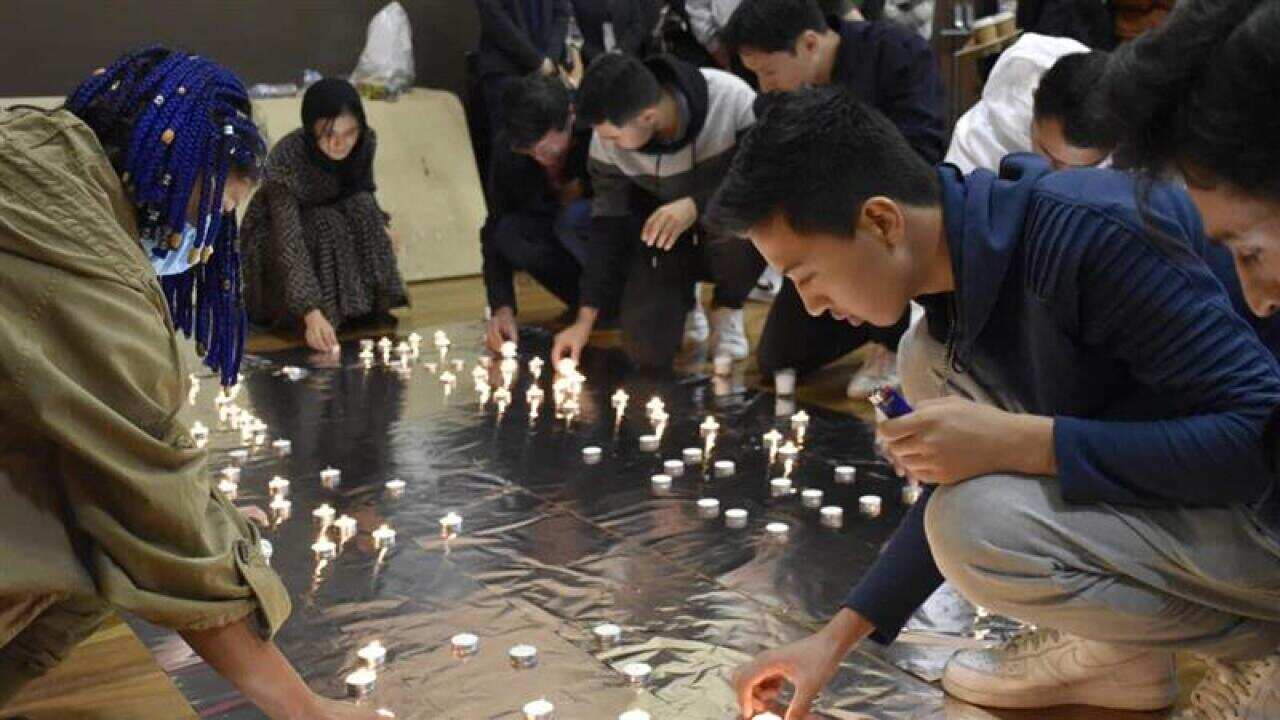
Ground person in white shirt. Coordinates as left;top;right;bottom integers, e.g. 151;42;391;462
945;33;1113;173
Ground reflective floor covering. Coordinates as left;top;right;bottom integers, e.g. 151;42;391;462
136;324;1171;720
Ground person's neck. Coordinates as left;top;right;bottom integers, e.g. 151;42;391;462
654;87;682;143
814;30;842;86
903;204;954;296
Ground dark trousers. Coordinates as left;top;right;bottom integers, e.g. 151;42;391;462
757;277;910;376
482;75;514;141
620;229;766;369
491;200;591;308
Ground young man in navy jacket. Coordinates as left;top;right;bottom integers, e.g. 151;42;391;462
708;87;1280;718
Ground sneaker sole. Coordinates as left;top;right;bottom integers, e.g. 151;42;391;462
942;670;1177;711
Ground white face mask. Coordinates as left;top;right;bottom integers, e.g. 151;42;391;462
143;219;209;276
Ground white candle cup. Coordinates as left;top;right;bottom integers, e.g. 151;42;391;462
384;478;406;495
439;371;457;385
335;515;358;543
440;512;463;539
372;524;396;549
509;644;538;669
790;410;810;431
770;477;792;496
662;459;685;477
221;466;241;483
582;446;603;465
774;396;797;418
312;504;336;524
451;632;479;657
619;711;652;720
682;447;703;464
859;495;883;517
651;474;673;491
713;460;736;478
778;442;799;461
725;508;749;528
766;521;790;537
358;641;387;668
638;434;660;452
523;699;555;720
272;438;292;455
229;449;249;463
345;668;377;699
312;538;337;560
697;497;721;518
593;623;622;647
622;662;652;686
360;339;376;352
269;497;292;518
834;465;857;484
774;368;797;396
820;505;845;528
500;341;518;359
902;483;924;506
700;417;720;437
268;476;290;496
259;538;274;564
216;479;238;500
802;488;824;509
320;467;341;489
753;713;783;720
713;354;733;376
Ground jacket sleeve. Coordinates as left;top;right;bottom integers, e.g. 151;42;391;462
263;183;326;321
0;255;290;638
615;0;659;56
684;0;722;49
876;32;947;164
481;216;519;312
476;0;547;73
580;139;634;311
1044;203;1280;507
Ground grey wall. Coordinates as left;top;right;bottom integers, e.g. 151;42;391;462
0;1;480;100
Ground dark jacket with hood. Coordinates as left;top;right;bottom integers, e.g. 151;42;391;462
582;55;756;311
475;0;571;78
844;154;1280;645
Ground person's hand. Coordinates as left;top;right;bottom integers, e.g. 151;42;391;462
486;306;518;353
552;320;592;365
236;505;270;529
642;197;698;251
304;309;339;354
733;628;848;719
877;396;1056;485
539;57;557;76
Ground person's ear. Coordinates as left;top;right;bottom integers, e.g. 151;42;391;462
639;107;660;130
859;197;907;252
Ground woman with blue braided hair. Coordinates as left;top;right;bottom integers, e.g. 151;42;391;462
0;48;383;720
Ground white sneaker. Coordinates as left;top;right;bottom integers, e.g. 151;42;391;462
1172;654;1280;720
684;303;709;344
709;307;749;360
942;628;1177;711
847;344;899;400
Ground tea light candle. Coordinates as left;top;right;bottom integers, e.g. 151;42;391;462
221;466;241;483
763;429;783;455
396;341;411;357
360;339;376;352
820;505;845;528
272;438;292;454
528;357;544;379
682;447;703;464
778;441;799;461
372;524;396;548
312;503;336;524
770;477;792;493
190;421;208;443
582;446;603;464
312;538;336;559
697;497;721;518
754;713;782;720
358;640;387;668
620;711;652;720
593;623;622;646
902;482;923;505
434;330;450;348
700;416;720;437
259;538;274;563
217;479;238;500
335;515;358;543
713;460;735;478
440;512;463;538
859;495;883;517
451;632;479;656
774;368;796;396
385;478;406;495
802;488;824;509
622;662;652;685
766;521;789;536
378;337;393;352
268;476;290;496
500;340;518;359
835;465;857;484
345;667;377;698
493;387;512;405
439;370;456;385
725;508;749;528
452;358;466;373
509;644;538;669
527;385;545;402
408;331;422;347
500;357;518;375
651;473;673;490
663;459;685;477
790;410;810;429
320;467;341;488
522;699;554;720
713;353;733;376
282;365;307;381
638;434;659;452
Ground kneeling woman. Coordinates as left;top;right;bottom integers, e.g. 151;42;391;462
241;78;408;352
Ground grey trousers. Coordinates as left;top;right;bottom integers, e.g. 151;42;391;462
898;317;1280;661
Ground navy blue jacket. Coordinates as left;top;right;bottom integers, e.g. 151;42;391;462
845;155;1280;644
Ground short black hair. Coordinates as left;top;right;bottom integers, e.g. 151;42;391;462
502;74;572;150
577;53;662;127
707;86;940;239
1032;51;1115;150
1105;0;1280;203
721;0;829;55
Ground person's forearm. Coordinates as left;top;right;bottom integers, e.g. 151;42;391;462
180;619;315;720
576;306;599;332
820;607;876;656
1002;413;1057;477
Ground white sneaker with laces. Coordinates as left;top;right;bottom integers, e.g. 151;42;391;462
684;303;709;344
709;307;749;360
1172;653;1280;720
942;628;1177;711
847;344;899;400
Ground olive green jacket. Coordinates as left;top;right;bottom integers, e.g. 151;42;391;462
0;107;289;642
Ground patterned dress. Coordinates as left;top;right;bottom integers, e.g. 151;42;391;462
240;128;408;330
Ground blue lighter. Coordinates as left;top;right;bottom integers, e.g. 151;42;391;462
868;386;913;418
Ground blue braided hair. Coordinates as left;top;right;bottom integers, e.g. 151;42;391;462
66;46;265;387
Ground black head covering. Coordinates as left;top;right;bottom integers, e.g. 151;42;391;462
301;78;376;196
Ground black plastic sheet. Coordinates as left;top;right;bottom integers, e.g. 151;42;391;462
136;323;1015;719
